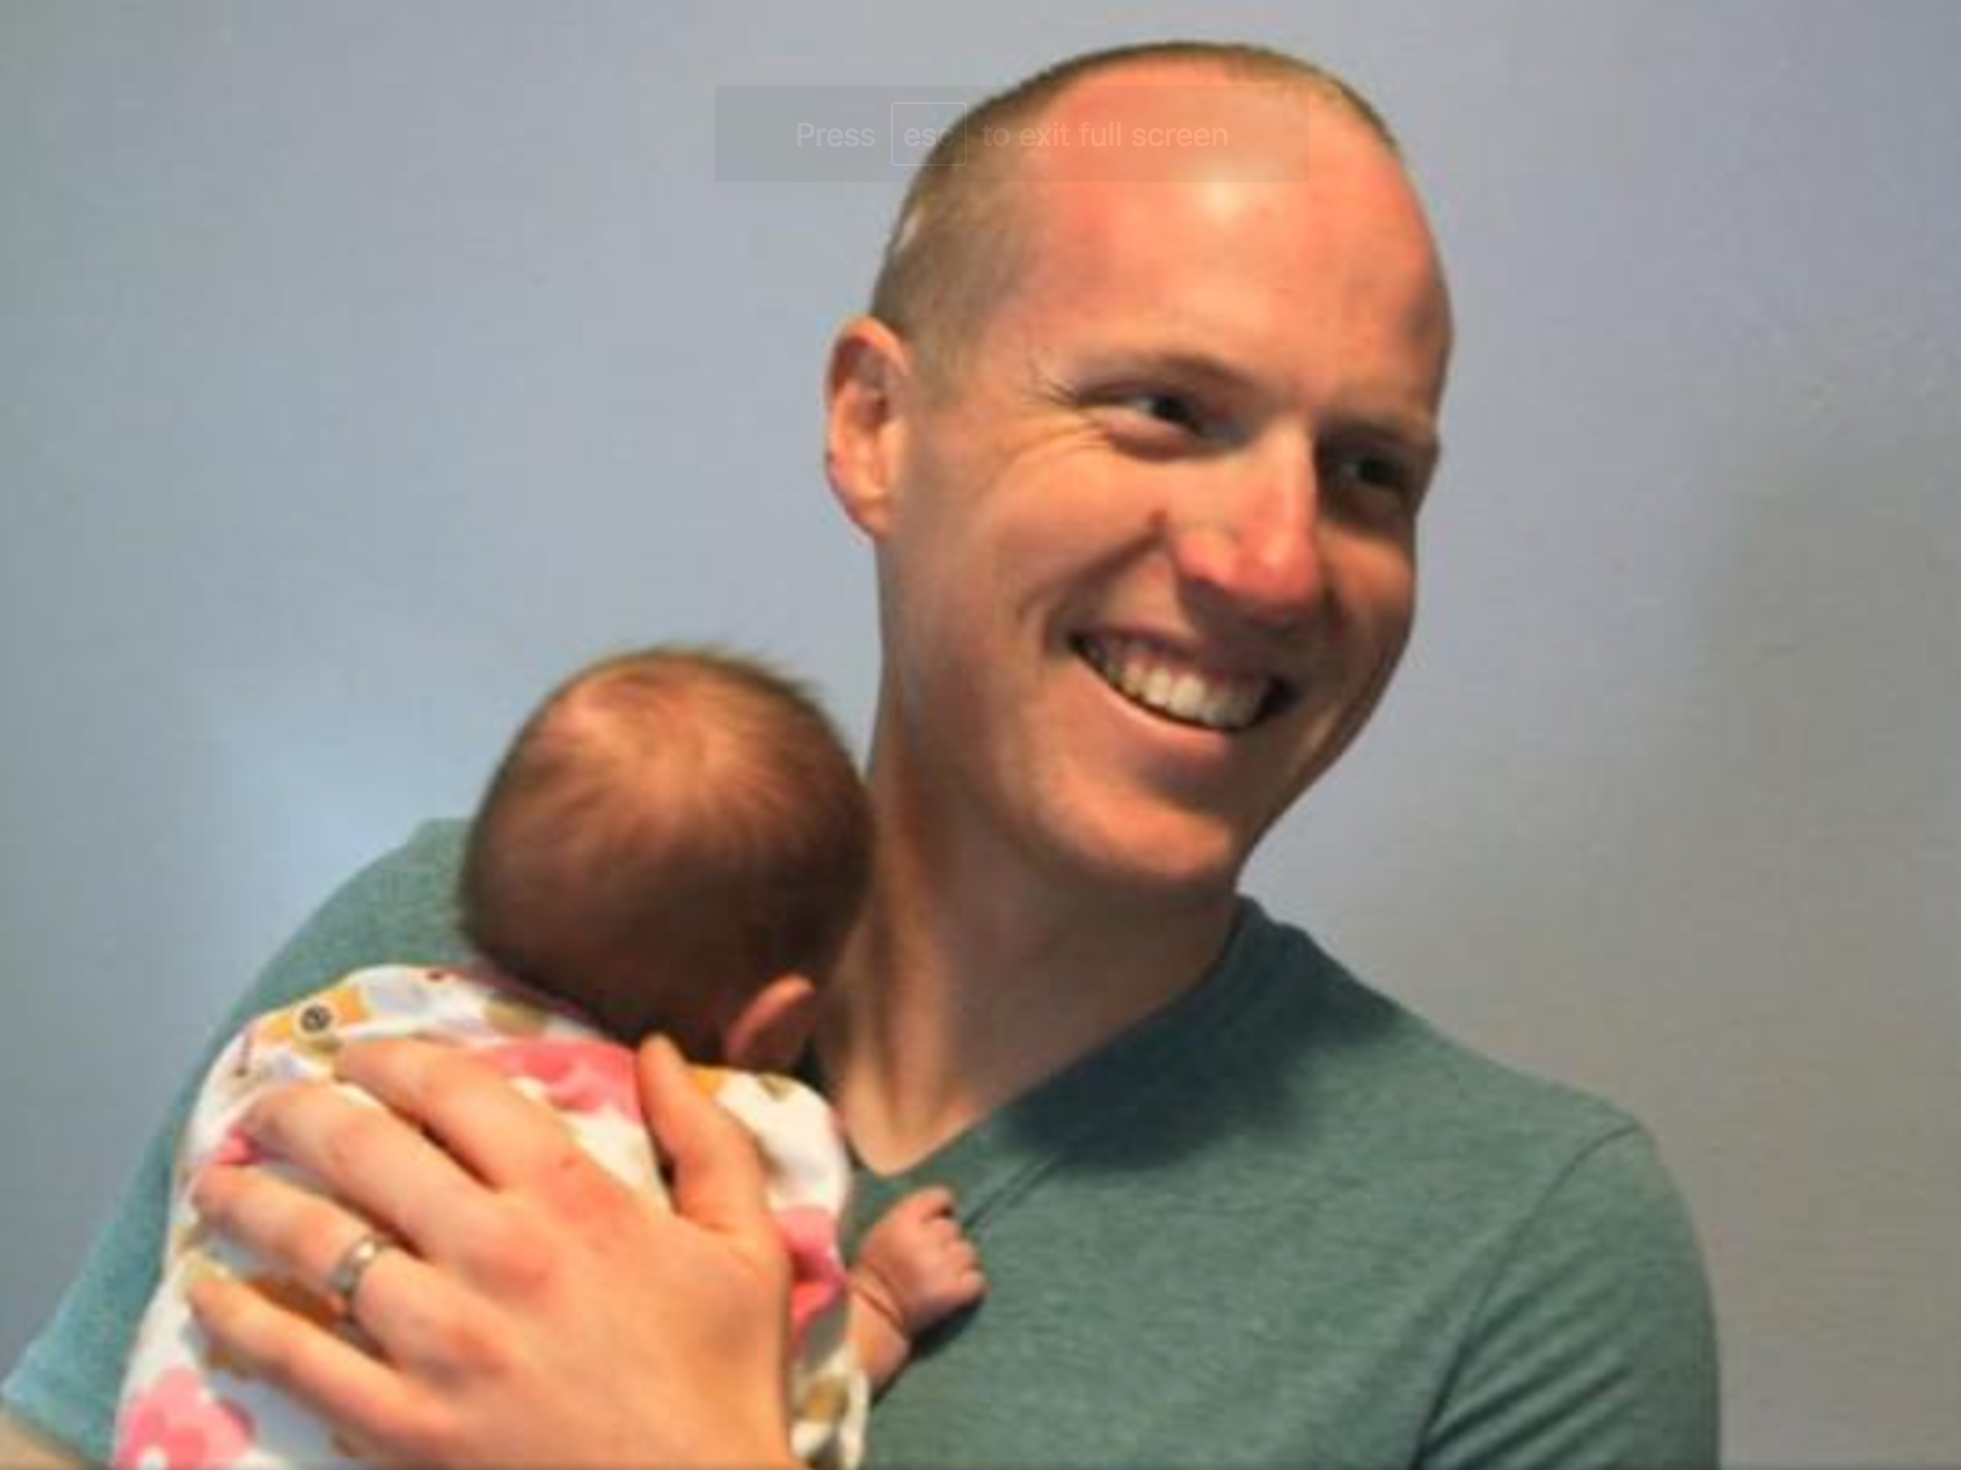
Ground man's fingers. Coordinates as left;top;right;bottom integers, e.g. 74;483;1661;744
191;1163;460;1367
191;1163;394;1298
186;1273;431;1456
235;1075;485;1254
636;1036;783;1272
335;1037;602;1194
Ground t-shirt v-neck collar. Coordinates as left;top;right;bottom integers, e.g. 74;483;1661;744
843;898;1285;1240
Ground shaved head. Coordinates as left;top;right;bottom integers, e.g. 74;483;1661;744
869;41;1402;391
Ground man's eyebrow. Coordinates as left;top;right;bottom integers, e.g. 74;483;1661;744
1333;403;1442;465
1064;345;1265;397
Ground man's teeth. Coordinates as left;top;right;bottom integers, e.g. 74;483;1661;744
1079;637;1271;732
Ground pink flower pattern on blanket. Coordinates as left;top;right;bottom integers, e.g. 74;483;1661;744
208;1126;263;1169
482;1038;642;1119
115;1367;255;1470
775;1204;849;1349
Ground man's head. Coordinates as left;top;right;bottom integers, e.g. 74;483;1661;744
824;42;1451;913
871;41;1402;396
460;646;871;1066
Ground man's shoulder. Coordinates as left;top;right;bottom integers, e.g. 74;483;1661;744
294;817;472;952
208;820;476;1062
1218;909;1719;1470
1217;902;1643;1182
372;816;471;892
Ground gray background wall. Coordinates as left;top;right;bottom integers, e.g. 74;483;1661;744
4;3;1956;1465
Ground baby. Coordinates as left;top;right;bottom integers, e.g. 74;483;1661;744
115;647;984;1470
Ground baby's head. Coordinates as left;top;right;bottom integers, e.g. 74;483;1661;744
458;646;872;1067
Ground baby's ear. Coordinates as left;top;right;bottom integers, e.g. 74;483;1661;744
719;974;820;1074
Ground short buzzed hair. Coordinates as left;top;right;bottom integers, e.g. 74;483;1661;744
869;40;1399;388
459;646;872;1053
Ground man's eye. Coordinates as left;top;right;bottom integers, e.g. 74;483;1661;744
1123;392;1206;432
1328;450;1421;506
1094;390;1223;447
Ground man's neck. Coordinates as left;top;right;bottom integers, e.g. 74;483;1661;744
818;777;1239;1174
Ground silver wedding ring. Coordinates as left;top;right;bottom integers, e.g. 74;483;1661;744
324;1229;397;1320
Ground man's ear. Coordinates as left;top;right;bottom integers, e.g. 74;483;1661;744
719;973;821;1074
824;315;913;539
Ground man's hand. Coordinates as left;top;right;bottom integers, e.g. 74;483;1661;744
0;1407;89;1469
187;1035;799;1468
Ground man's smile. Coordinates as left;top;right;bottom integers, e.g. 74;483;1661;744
1072;633;1281;733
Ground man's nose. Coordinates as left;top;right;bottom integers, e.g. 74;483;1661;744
1164;449;1325;630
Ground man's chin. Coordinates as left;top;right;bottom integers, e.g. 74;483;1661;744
1039;812;1251;914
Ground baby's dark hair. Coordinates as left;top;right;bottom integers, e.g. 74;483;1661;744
458;646;872;1054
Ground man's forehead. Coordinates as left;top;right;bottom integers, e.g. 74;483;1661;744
1004;165;1449;377
1007;76;1433;265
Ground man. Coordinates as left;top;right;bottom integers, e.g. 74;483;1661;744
3;42;1717;1469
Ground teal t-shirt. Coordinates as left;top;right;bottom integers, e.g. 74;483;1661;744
5;822;1718;1468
